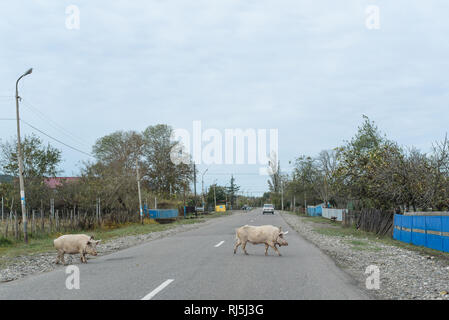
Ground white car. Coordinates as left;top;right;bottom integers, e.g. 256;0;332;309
262;204;275;215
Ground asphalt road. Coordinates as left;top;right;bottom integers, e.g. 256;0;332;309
0;208;370;300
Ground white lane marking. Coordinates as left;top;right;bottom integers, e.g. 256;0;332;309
141;279;174;300
214;241;225;247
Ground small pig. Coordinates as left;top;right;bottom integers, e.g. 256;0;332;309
54;234;101;265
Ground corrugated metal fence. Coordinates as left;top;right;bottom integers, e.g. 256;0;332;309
148;209;179;219
393;214;449;253
322;208;344;221
307;205;344;222
307;205;322;216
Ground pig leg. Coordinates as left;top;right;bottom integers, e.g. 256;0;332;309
55;250;63;264
242;241;249;255
60;253;66;265
80;250;87;263
264;243;269;256
269;242;282;256
233;239;241;254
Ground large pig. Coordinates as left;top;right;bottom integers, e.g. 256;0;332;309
54;234;101;265
234;225;288;256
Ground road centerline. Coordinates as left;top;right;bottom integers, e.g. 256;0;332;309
214;241;225;247
141;279;174;300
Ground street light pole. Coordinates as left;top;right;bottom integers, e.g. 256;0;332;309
281;180;284;211
15;68;32;244
213;179;217;210
201;168;208;207
136;158;143;224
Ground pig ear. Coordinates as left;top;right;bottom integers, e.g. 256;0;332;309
90;235;94;240
96;240;101;244
279;226;282;232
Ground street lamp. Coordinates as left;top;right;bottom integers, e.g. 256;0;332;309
201;168;208;208
15;68;33;243
213;178;217;210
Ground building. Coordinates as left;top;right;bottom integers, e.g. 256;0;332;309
44;177;80;189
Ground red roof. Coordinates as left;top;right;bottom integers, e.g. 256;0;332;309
44;177;79;189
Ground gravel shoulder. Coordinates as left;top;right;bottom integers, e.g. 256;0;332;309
281;212;449;300
0;213;233;283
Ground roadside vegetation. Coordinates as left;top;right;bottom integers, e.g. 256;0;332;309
266;115;449;213
0;210;235;264
0;123;254;245
287;212;449;261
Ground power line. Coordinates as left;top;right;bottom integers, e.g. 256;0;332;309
21;98;92;149
20;119;94;158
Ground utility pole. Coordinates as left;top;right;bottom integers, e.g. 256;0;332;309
193;163;197;206
136;158;143;224
15;68;32;243
201;168;208;207
213;179;217;209
281;181;284;211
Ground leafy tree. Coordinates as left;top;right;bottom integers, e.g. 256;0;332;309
0;134;61;210
142;124;193;196
0;134;61;178
226;175;240;207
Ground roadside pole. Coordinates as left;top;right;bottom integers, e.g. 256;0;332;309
193;163;197;207
136;159;143;224
15;68;33;244
214;184;216;209
281;181;284;211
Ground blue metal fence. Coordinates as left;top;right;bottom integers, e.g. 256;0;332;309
393;214;449;253
148;209;179;219
307;205;323;217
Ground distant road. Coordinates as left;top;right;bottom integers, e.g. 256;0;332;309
0;209;369;300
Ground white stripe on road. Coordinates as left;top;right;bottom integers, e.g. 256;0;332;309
214;241;225;247
141;279;174;300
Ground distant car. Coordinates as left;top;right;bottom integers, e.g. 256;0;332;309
262;204;275;215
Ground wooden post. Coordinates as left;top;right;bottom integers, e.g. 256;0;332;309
56;210;59;231
32;209;35;235
5;211;11;239
41;200;44;232
14;211;18;240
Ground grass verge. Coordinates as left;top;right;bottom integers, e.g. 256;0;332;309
0;210;234;263
284;210;449;262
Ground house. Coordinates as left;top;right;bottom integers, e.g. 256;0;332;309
44;177;80;189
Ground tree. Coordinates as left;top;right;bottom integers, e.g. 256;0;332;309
142;124;193;196
335;115;389;208
206;184;227;206
226;175;240;207
0;134;61;210
0;134;61;178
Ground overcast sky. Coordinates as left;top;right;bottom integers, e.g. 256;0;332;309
1;1;448;196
